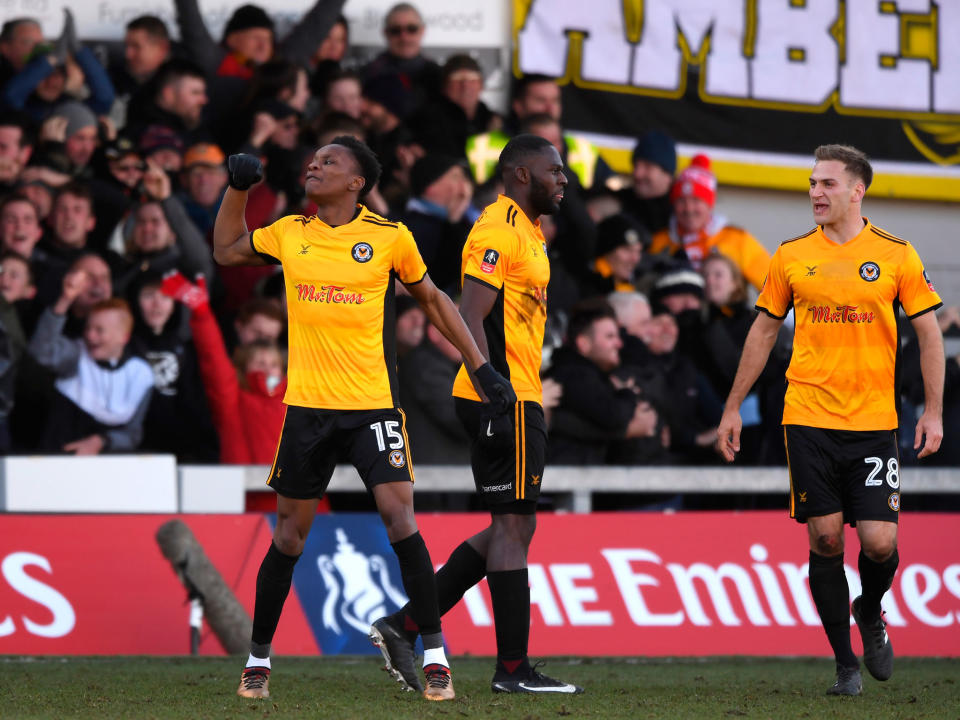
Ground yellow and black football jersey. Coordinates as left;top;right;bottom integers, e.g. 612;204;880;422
757;218;942;431
452;195;550;403
251;206;427;410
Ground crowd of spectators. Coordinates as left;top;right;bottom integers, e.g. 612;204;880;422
0;2;957;470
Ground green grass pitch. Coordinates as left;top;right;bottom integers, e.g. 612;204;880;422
1;656;957;719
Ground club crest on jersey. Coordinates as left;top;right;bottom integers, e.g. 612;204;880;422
480;248;500;274
352;242;373;263
888;492;900;511
859;261;880;282
388;450;406;468
923;269;935;292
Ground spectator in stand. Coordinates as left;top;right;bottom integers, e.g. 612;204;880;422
223;60;310;154
86;137;145;250
127;271;218;461
110;16;172;116
233;297;285;350
32;182;98;304
160;271;314;475
27;101;101;180
695;253;787;464
546;300;658;464
395;295;426;358
308;14;349;99
0;289;28;452
398;319;469;465
1;195;44;260
178;142;228;236
138;124;186;175
125;59;210;148
363;3;441;108
114;180;215;296
0;17;44;88
649;154;771;291
0;111;35;192
1;249;40;338
321;70;363;120
29;270;153;455
618;130;677;235
400;155;473;295
360;72;416;202
584;213;647;296
411;54;500;160
2;11;115;123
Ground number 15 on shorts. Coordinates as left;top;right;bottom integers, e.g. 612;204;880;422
864;456;899;488
370;421;404;451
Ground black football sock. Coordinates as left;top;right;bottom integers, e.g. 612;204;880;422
392;532;442;648
809;551;858;668
858;548;898;622
488;568;530;675
251;542;301;656
397;540;487;629
435;541;488;616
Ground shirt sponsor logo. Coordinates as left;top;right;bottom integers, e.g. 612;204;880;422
295;284;365;304
352;242;374;263
481;482;514;492
808;305;875;324
859;261;881;282
480;249;500;274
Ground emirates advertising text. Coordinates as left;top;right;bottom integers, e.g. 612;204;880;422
0;512;958;656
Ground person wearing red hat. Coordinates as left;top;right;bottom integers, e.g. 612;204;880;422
649;154;771;291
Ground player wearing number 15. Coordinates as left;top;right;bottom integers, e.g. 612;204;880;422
717;145;945;697
213;138;516;702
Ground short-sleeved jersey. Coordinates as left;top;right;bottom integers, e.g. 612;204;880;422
251;206;427;410
452;195;550;403
757;218;942;431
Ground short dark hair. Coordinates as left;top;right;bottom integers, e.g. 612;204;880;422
442;54;482;82
566;298;618;346
0;108;35;146
331;135;382;198
152;58;206;95
0;194;38;219
126;15;170;41
55;181;94;208
0;18;39;44
0;250;34;284
499;133;555;179
814;144;873;190
519;112;559;135
511;74;558;102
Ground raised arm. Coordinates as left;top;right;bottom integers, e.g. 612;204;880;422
716;311;784;461
212;154;267;267
910;310;944;458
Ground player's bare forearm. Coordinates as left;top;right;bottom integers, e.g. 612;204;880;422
212;188;263;266
406;275;486;371
723;312;783;410
913;311;945;417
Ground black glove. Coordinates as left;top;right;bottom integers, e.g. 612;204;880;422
227;153;263;191
473;362;517;416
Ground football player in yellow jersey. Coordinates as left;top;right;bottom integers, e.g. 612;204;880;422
718;145;945;697
213;136;516;702
372;135;583;695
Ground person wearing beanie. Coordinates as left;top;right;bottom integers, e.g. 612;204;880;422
649;154;771;291
401;155;474;295
585;213;648;294
651;267;705;315
617;129;677;235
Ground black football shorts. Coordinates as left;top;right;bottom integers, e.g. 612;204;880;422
454;398;546;515
784;424;901;525
266;405;415;499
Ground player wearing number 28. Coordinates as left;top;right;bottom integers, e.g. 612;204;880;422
212;138;515;702
717;145;944;697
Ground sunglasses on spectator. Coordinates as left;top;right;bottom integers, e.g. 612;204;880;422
386;23;421;36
